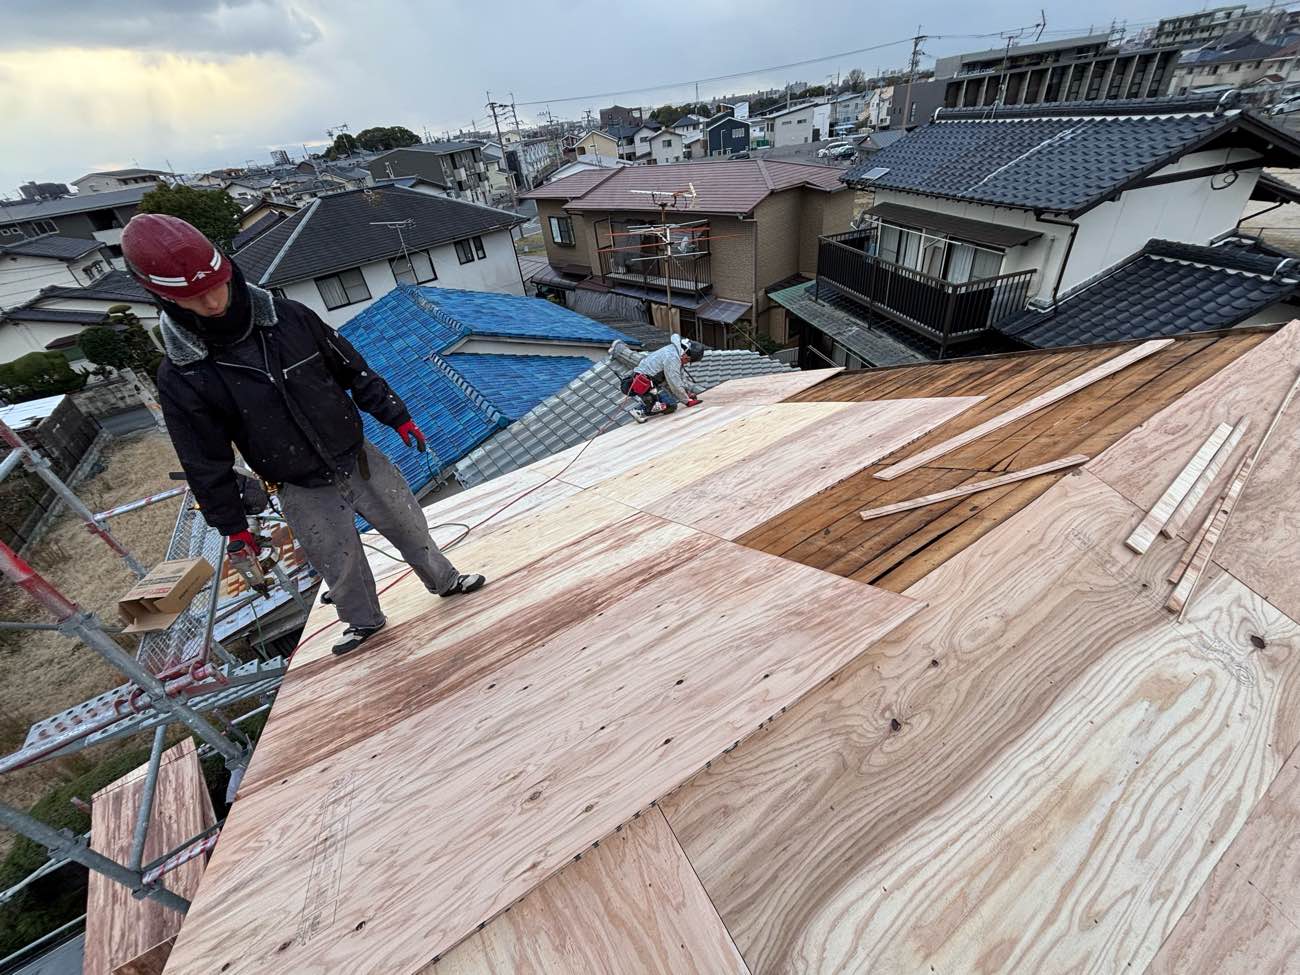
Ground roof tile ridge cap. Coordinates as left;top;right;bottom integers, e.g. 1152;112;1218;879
431;350;508;427
408;287;471;343
754;158;777;192
258;197;319;286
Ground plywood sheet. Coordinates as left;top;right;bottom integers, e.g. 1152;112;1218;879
164;530;921;975
639;398;981;539
429;809;750;975
663;471;1300;974
112;937;175;975
1149;744;1300;974
1088;319;1300;510
84;739;214;975
698;367;843;406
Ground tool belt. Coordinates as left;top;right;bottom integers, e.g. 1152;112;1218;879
622;373;655;397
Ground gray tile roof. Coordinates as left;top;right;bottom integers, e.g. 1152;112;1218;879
998;239;1300;349
232;186;523;287
842;107;1300;216
27;269;150;304
0;234;103;260
454;346;793;488
2;307;108;326
0;185;152;222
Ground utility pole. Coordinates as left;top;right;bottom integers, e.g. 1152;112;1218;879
901;28;927;130
485;92;518;205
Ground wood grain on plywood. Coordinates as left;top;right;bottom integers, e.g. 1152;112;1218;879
1088;321;1300;509
84;740;214;975
874;340;1172;480
640;398;981;539
1148;746;1300;974
698;367;842;406
431;809;750;975
1162;418;1248;539
164;534;921;975
112;937;175;975
1125;422;1233;553
858;454;1088;522
663;471;1300;974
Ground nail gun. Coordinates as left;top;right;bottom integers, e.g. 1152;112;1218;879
226;532;278;595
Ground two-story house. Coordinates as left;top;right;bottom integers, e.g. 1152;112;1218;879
648;128;684;165
232;186;524;327
830;91;868;134
0;269;159;363
705;113;751;156
573;129;622;163
669;114;706;143
0;235;113;315
758;101;830;145
772;96;1300;368
0;185;152;261
521;159;851;348
632;121;663;161
501;136;560;189
366;142;492;204
70;168;169;195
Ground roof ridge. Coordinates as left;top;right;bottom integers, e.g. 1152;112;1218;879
258;198;319;286
755;158;776;191
427;351;509;430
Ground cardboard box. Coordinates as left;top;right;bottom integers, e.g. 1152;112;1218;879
118;558;214;633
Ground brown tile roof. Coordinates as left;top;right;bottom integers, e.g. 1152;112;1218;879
523;159;845;214
520;169;621;200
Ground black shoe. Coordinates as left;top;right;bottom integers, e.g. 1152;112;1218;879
439;573;486;597
331;622;385;656
321;590;334;605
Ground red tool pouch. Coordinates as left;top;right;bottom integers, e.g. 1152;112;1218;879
629;373;653;396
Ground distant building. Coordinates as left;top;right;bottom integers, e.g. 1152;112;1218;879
648;128;684;165
0;269;157;362
0;185;154;259
366;142;493;204
18;182;69;202
598;105;644;129
932;34;1183;111
0;235;114;315
631;121;664;161
573;129;622;164
705;114;752;156
70;168;169;195
1154;3;1300;48
1172;32;1300;94
271;149;291;166
754;102;827;146
232;186;525;327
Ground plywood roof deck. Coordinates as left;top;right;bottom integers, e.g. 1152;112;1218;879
740;329;1275;591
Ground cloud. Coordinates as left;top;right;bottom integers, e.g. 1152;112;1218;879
0;0;322;56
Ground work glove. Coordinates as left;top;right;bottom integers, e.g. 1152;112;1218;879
396;419;426;452
226;529;257;557
685;397;702;407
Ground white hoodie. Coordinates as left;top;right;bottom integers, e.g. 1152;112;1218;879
631;333;702;403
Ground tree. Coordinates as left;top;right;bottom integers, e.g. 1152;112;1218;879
137;184;243;252
0;352;87;402
354;125;421;152
79;307;162;379
78;326;130;370
325;132;358;160
845;68;867;93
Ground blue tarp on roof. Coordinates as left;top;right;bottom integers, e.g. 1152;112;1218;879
339;286;624;498
441;353;593;420
410;286;636;345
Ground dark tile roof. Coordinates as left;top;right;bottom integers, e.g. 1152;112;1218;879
29;269;151;304
844;107;1300;216
768;282;931;366
231;211;286;251
0;185;152;222
2;307;108;326
73;167;168;181
998;239;1300;348
1251;171;1300;204
932;94;1225;120
232;187;523;286
0;235;103;260
524;159;844;214
392;141;482;155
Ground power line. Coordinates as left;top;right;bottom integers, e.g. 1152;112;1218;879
512;29;1035;108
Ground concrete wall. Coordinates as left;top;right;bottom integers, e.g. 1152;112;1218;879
278;228;524;327
70;376;148;418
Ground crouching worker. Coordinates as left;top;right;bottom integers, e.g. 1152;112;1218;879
122;214;485;657
619;334;706;422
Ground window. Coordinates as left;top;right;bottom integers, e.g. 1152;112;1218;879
781;119;792;125
733;128;745;138
662;138;673;148
473;235;486;259
82;260;106;281
0;225;18;237
548;215;575;247
315;267;371;309
576;146;587;155
390;248;437;284
796;118;807;124
455;238;476;263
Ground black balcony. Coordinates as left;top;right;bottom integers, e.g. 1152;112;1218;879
599;249;712;296
816;229;1035;355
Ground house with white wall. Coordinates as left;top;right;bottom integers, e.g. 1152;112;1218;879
756;101;829;146
232;186;525;328
71;168;169;195
0;269;158;363
773;97;1300;366
648;128;685;165
0;236;114;310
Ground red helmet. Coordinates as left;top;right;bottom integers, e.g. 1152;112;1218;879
121;213;232;299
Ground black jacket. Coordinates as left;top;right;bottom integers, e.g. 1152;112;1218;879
156;288;409;534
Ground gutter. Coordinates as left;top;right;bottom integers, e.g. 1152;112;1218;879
1033;212;1080;310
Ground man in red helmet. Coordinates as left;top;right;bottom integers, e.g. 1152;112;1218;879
122;213;485;657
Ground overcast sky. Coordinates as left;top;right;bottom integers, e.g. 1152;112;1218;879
3;0;1211;194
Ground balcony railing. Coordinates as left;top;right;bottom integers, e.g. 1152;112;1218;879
599;250;712;296
816;230;1035;355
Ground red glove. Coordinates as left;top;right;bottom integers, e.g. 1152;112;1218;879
397;419;426;452
226;529;256;557
685;397;702;407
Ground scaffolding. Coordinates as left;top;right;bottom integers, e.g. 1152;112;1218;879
0;415;312;954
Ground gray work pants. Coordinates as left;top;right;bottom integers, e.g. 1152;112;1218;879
278;440;460;628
